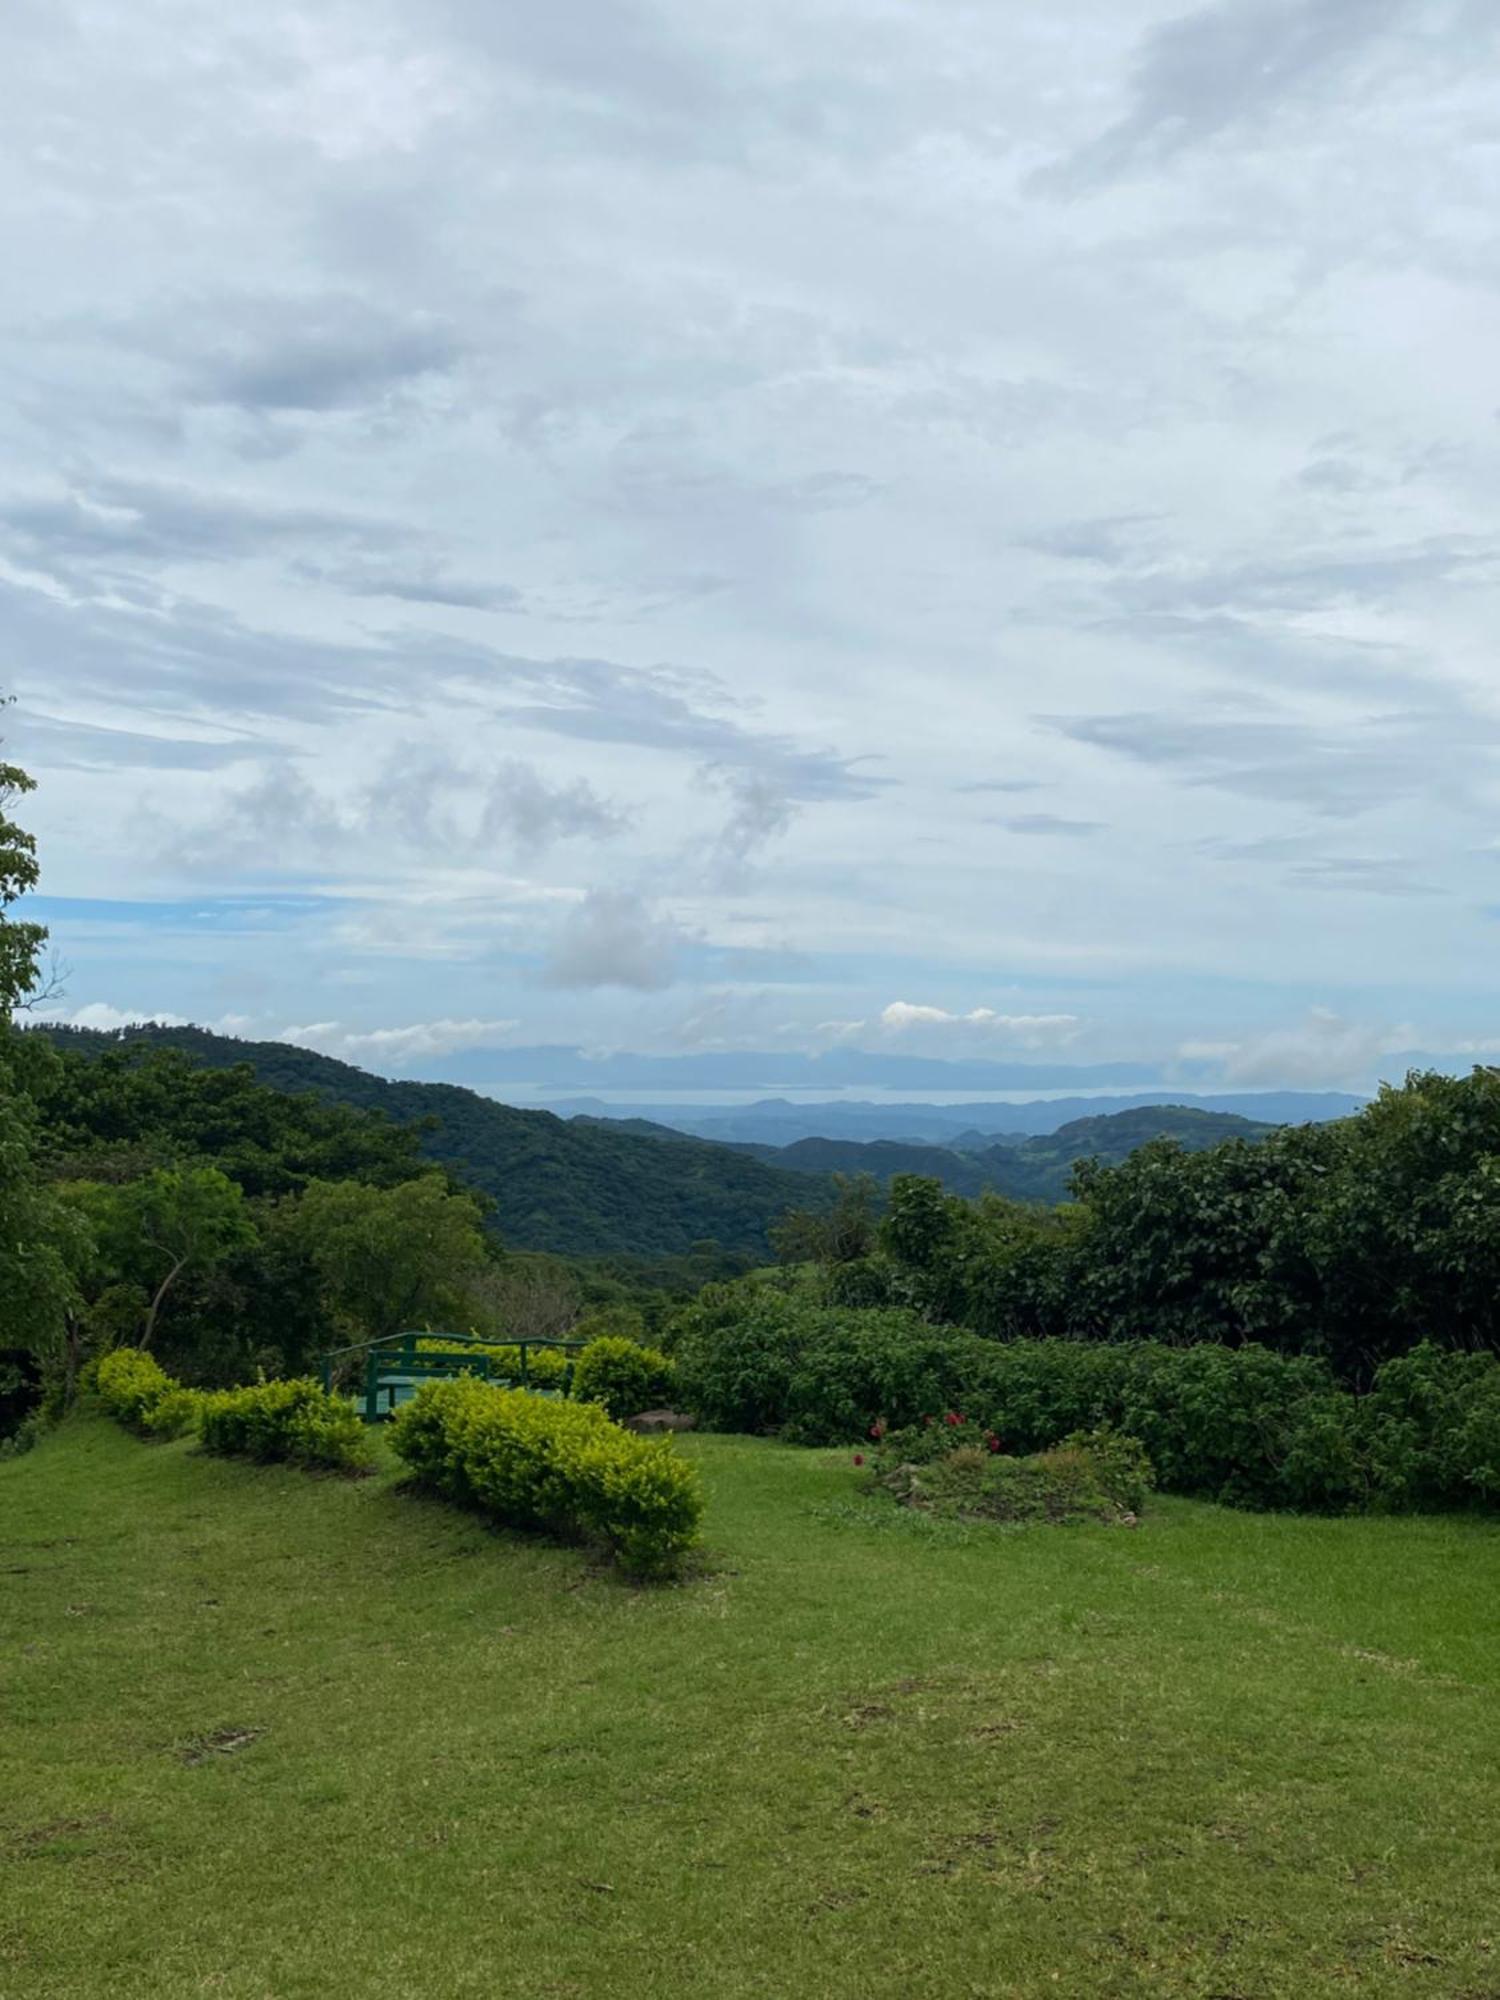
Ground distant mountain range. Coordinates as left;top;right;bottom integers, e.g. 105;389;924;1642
35;1022;1354;1254
552;1089;1362;1145
576;1103;1285;1204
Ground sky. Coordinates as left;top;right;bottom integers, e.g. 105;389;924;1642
5;0;1500;1098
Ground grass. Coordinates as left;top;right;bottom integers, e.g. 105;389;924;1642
4;1417;1500;2000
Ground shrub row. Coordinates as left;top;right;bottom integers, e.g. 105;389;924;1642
197;1377;373;1474
95;1348;372;1473
389;1376;702;1577
668;1291;1500;1512
95;1347;177;1431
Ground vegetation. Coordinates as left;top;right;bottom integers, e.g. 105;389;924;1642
742;1104;1278;1202
870;1424;1153;1526
36;1022;834;1259
667;1285;1500;1513
570;1334;677;1420
768;1065;1500;1381
196;1376;374;1475
390;1376;702;1577
4;1416;1500;1997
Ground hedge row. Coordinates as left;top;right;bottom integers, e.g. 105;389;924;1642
390;1376;702;1577
95;1348;372;1473
668;1292;1500;1512
197;1377;373;1473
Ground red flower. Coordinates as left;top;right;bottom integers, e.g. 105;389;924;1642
852;1452;865;1466
984;1432;1002;1454
944;1411;961;1427
869;1418;886;1440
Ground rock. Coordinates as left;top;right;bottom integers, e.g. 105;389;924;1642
624;1409;697;1434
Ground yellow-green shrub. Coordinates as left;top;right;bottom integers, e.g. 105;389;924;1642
415;1338;572;1388
390;1376;702;1577
96;1348;176;1432
198;1378;373;1474
142;1384;213;1440
571;1336;675;1420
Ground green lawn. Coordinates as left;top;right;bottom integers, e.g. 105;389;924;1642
4;1417;1499;1999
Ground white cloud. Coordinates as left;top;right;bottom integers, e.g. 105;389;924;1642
1181;1008;1412;1088
277;1017;518;1068
41;1001;188;1032
878;1002;1083;1046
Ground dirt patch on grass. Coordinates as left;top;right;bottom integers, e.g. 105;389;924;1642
177;1724;265;1765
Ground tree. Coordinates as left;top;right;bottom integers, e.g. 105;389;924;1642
0;748;48;1018
290;1174;489;1345
95;1167;257;1350
771;1173;881;1266
0;749;72;1431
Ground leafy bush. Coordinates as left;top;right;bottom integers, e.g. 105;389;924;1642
198;1377;373;1474
872;1429;1151;1526
142;1384;212;1440
670;1287;1500;1513
1360;1343;1500;1509
415;1337;572;1389
95;1347;176;1431
390;1376;702;1577
570;1335;675;1419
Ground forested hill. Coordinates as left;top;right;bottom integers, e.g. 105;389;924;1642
716;1104;1278;1203
32;1024;832;1260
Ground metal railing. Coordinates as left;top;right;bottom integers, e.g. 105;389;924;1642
317;1331;588;1423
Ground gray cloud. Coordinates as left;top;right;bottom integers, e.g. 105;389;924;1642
1044;708;1500;816
994;813;1106;837
435;643;886;801
480;760;628;852
542;887;681;990
1040;0;1409;190
0;473;401;579
125;294;472;414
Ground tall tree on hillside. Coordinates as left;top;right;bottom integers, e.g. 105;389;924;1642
0;743;49;1019
0;744;74;1423
291;1174;490;1345
91;1167;258;1350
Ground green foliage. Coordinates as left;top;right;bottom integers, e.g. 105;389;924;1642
872;1429;1151;1526
141;1384;212;1441
197;1377;373;1474
414;1336;573;1388
666;1284;1498;1514
570;1335;675;1419
85;1166;256;1349
38;1022;833;1259
291;1174;490;1344
96;1346;176;1431
1360;1342;1500;1509
31;1041;435;1196
0;750;47;1018
389;1376;702;1577
846;1070;1500;1380
770;1172;879;1266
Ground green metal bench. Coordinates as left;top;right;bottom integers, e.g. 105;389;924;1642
318;1332;586;1424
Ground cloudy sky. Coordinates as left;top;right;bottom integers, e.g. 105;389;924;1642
6;0;1500;1096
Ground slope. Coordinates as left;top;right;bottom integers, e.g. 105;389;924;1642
32;1023;830;1260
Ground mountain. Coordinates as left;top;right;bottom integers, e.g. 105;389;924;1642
667;1103;1280;1203
32;1024;832;1261
547;1090;1362;1145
